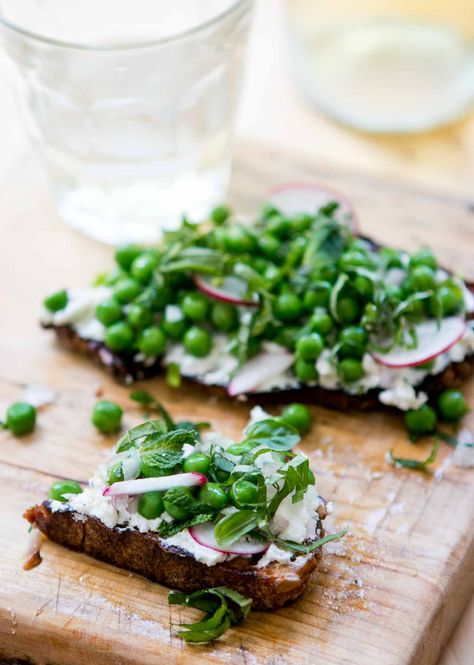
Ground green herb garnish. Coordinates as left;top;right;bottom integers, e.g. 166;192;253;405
168;586;252;644
388;439;439;470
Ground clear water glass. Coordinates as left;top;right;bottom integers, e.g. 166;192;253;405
286;0;474;133
0;0;253;244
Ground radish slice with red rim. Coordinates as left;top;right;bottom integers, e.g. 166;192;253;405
189;522;269;555
103;472;207;497
268;181;359;232
194;274;259;308
372;316;466;368
228;347;295;396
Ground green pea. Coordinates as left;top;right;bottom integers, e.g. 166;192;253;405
221;226;257;254
163;487;194;520
437;389;467;422
310;309;334;336
337;297;360;324
409;249;437;271
266;215;291;239
290;213;313;233
162;306;186;339
404;299;425;323
273;292;303;322
115;244;142;271
49;480;83;502
105;321;135;351
113;277;142;304
338;326;368;359
183;452;211;475
410;266;436;291
138;326;166;356
353;275;373;300
211;302;239;332
96;298;123;326
230;480;259;508
183;326;212;358
281;403;312;434
274;326;299;350
295;358;318;383
137;285;171;312
226;442;254;456
303;281;332;310
131;252;159;283
338;358;364;383
259;233;281;260
91;400;123;434
404;404;437;434
210;205;230;225
434;283;464;316
199;482;229;509
181;292;209;322
138;491;164;519
339;251;374;271
44;289;68;312
101;268;124;287
6;402;36;436
296;333;324;361
380;247;404;269
127;303;154;329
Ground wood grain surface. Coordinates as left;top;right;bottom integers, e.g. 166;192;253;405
0;143;474;665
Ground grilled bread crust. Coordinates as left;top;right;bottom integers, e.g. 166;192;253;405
25;502;325;611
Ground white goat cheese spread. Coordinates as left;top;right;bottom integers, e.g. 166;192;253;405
42;286;474;410
50;429;323;568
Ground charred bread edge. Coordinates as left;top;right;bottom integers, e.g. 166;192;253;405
25;502;324;611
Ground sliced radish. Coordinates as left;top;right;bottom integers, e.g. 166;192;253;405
189;522;269;555
103;472;207;497
228;347;295;396
268;182;359;232
372;316;466;368
194;274;258;307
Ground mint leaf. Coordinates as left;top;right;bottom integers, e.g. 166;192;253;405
266;455;311;519
115;420;167;452
243;418;300;452
158;512;216;538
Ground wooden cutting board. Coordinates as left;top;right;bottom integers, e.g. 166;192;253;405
1;142;474;665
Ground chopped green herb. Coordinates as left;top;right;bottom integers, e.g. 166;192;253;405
388;439;439;470
168;586;252;644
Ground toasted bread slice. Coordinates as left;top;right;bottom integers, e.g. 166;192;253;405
25;502;325;611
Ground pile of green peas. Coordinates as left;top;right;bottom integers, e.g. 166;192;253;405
43;204;466;388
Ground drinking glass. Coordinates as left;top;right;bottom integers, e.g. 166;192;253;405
285;0;474;133
0;0;253;244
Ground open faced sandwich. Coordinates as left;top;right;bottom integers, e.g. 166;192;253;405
25;413;338;611
42;183;474;413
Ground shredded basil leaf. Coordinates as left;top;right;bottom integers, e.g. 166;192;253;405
277;529;348;554
388;439;439;470
214;510;259;548
168;586;252;644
